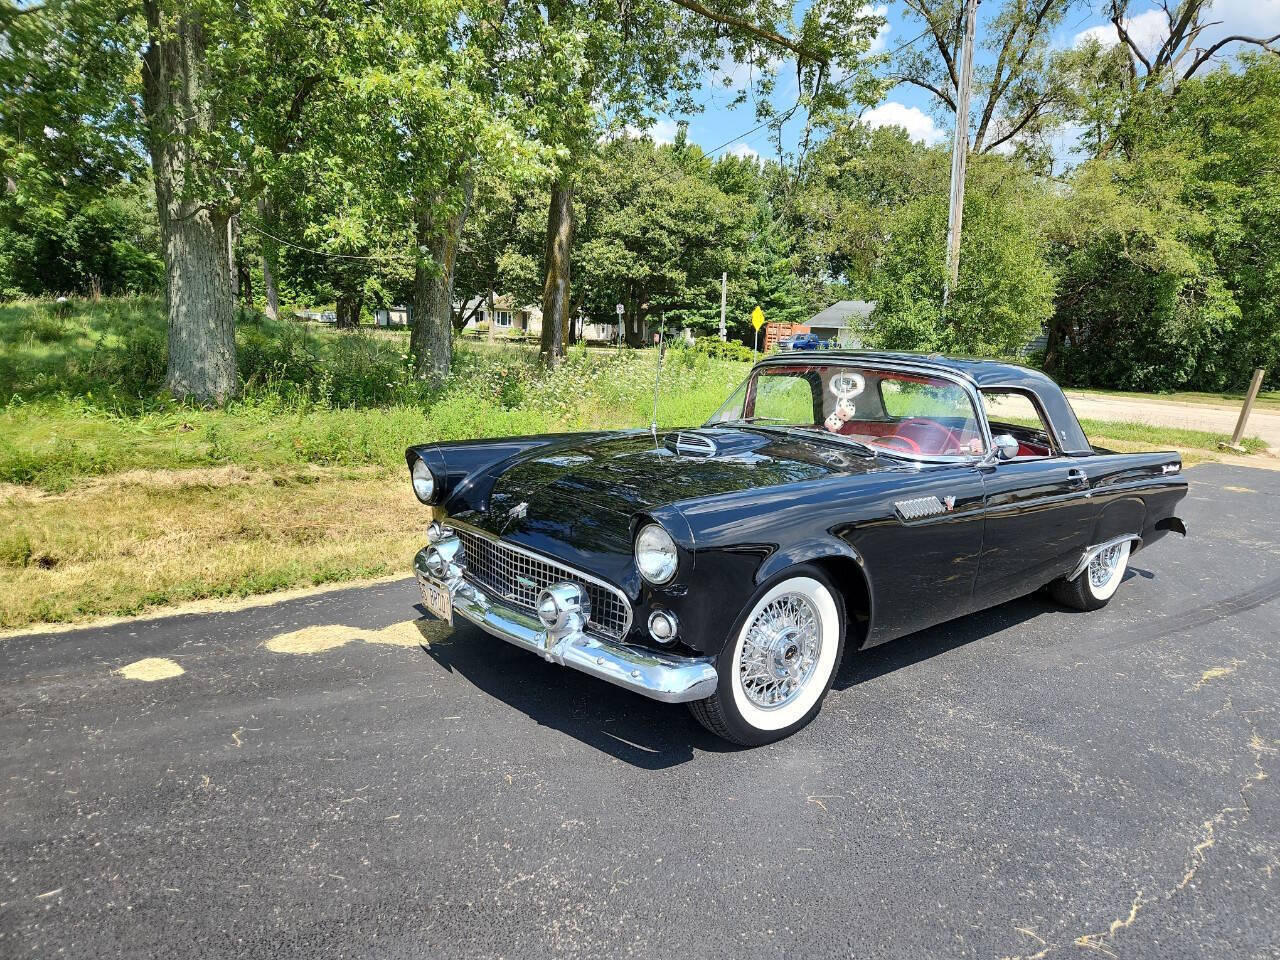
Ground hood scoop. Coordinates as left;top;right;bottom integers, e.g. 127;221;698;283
663;427;774;459
666;431;718;458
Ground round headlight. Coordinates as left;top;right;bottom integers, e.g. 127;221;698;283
411;459;436;503
635;523;678;584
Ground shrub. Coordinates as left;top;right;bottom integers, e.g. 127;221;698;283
693;336;756;362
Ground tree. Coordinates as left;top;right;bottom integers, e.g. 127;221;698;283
1046;55;1280;391
893;0;1077;158
1;0;153;299
794;121;1055;355
1102;0;1279;92
532;0;886;366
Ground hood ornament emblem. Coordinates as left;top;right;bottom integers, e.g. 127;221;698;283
508;501;529;521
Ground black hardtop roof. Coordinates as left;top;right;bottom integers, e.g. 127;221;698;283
752;350;1092;455
757;350;1050;387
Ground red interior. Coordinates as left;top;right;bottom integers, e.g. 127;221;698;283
837;417;980;456
835;416;1052;457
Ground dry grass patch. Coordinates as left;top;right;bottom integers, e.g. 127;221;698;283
0;468;425;630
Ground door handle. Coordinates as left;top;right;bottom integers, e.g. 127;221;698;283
1067;468;1088;488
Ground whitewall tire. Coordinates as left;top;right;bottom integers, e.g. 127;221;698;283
1050;540;1132;611
689;567;845;746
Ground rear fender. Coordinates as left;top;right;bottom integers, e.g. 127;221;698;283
1090;496;1147;551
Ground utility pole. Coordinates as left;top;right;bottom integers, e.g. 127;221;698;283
943;0;978;305
719;272;727;341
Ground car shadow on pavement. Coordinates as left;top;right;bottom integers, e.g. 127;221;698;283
419;611;737;769
833;592;1077;690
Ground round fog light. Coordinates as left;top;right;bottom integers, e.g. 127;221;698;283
648;610;679;644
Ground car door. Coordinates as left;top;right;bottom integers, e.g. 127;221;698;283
973;390;1100;609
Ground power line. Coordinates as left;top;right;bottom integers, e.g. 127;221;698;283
244;223;415;263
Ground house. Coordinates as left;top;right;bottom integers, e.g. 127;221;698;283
374;306;411;327
457;295;543;337
807;300;875;346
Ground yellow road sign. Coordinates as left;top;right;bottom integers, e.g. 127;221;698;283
751;306;765;330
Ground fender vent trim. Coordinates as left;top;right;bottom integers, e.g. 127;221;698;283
895;496;946;521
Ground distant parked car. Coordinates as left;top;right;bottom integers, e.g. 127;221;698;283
318;310;338;324
785;333;829;351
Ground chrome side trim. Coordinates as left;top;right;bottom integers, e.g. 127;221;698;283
1067;533;1142;582
449;519;634;640
415;549;717;704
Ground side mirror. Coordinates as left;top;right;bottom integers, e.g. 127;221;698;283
992;434;1019;461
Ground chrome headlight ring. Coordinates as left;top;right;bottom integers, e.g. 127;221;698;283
411;458;437;503
635;523;679;585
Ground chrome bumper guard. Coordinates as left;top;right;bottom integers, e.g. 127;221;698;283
413;547;717;704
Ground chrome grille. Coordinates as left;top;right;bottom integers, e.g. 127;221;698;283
453;526;632;640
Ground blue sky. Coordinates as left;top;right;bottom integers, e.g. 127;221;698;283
655;0;1280;162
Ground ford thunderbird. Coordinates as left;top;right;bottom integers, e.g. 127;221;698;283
408;353;1188;745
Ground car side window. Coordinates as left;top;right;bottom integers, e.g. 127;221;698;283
980;390;1055;459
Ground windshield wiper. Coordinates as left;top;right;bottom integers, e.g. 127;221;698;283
717;416;790;425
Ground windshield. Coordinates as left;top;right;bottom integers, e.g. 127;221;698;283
706;362;987;460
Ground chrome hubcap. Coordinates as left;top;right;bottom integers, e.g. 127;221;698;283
739;593;822;709
1089;544;1123;589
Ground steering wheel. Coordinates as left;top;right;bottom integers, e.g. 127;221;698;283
874;433;921;454
896;417;961;454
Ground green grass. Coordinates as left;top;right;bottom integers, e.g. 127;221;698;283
0;298;748;491
1078;417;1268;455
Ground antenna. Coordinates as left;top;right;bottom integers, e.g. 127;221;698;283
650;310;667;441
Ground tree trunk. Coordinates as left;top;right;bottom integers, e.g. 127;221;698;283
410;173;472;380
540;175;574;367
257;192;280;321
227;214;240;301
142;0;237;404
487;289;496;343
336;293;362;329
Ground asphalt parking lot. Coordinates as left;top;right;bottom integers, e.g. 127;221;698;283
2;462;1277;959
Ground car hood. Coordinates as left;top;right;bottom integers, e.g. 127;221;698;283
457;427;888;554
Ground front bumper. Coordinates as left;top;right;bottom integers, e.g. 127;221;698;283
413;547;717;704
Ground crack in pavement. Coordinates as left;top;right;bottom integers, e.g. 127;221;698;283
999;709;1277;959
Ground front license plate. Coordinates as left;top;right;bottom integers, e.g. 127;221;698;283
420;579;452;626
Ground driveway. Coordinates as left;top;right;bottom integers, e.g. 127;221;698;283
1067;390;1280;451
2;463;1277;959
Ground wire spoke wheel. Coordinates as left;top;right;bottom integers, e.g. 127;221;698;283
690;570;844;745
1089;544;1124;590
737;592;823;711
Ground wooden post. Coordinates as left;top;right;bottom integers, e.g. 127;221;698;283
1222;367;1266;452
943;0;978;305
719;272;727;341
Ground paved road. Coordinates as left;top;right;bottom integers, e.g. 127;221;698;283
3;463;1277;959
1066;390;1280;451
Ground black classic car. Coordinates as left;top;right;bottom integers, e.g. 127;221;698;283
408;353;1188;745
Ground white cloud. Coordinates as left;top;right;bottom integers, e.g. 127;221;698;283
728;143;760;161
860;102;945;145
862;4;890;55
1208;0;1280;36
1073;7;1168;55
622;118;680;145
1072;0;1279;65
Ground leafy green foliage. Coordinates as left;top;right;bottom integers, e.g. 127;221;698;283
1048;56;1280;390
